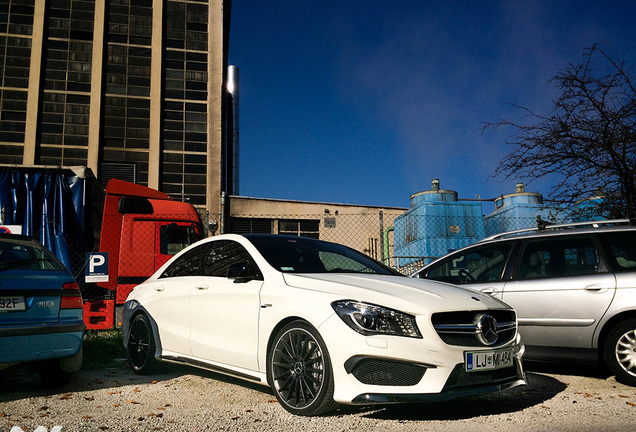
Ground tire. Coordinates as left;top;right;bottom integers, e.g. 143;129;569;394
604;319;636;386
37;359;72;387
267;321;338;416
127;313;161;374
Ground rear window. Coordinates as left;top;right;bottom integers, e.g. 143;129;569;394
604;231;636;271
0;237;64;271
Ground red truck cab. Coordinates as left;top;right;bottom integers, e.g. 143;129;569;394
84;179;203;329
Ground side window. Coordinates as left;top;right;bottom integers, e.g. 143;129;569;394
603;232;636;271
319;251;368;273
425;243;512;284
516;237;600;279
159;223;200;255
201;240;258;278
160;243;208;278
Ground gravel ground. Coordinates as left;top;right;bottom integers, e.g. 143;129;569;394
1;361;636;432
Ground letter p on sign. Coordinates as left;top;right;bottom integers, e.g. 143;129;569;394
90;254;105;273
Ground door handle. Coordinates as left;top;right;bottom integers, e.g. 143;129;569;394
480;287;498;296
154;286;164;292
584;285;609;294
195;284;209;290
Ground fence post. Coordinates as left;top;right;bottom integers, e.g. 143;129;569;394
379;211;384;263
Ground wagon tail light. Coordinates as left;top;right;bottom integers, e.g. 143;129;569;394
60;282;83;309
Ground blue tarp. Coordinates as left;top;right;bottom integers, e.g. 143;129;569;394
0;171;87;279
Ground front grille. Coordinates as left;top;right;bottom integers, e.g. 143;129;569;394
431;310;517;347
443;362;520;391
348;357;427;386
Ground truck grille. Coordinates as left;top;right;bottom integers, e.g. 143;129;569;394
431;310;517;347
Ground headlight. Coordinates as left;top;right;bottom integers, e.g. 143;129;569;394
332;300;422;338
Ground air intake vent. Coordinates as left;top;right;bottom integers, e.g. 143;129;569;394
100;163;136;188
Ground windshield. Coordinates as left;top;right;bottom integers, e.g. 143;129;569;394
246;235;401;276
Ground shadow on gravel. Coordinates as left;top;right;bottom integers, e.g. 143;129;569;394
0;360;274;404
339;372;567;421
0;361;191;403
524;360;612;380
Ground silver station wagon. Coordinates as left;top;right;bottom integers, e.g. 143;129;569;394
413;219;636;386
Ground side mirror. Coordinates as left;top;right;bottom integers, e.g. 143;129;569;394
227;261;260;283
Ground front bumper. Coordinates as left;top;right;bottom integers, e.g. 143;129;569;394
351;357;526;404
318;312;526;405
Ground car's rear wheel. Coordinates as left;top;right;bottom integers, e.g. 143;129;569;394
605;319;636;386
127;313;161;374
268;321;337;416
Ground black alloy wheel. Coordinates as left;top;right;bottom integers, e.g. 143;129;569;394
127;313;160;374
268;321;337;416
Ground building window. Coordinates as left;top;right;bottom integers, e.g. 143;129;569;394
231;218;272;234
278;220;320;239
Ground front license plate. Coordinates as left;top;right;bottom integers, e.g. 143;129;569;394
0;296;26;311
465;348;513;372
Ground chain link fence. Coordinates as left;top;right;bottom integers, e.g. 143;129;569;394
227;212;548;275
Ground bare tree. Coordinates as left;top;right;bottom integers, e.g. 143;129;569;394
486;44;636;219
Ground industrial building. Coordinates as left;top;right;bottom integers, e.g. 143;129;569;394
0;0;406;257
0;0;229;228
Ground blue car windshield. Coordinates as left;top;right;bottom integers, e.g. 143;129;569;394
246;235;402;275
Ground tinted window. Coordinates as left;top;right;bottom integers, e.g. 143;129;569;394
160;243;208;278
425;243;512;284
516;237;600;279
0;238;64;271
604;231;636;271
201;240;257;277
247;235;400;275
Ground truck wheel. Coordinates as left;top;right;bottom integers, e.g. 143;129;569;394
127;313;161;374
604;319;636;386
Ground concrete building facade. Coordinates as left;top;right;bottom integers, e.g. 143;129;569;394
0;0;229;229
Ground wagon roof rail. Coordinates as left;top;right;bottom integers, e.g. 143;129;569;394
480;218;632;242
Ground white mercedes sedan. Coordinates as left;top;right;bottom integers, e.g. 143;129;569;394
122;234;526;416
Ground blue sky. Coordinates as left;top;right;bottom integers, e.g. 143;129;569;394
228;1;636;211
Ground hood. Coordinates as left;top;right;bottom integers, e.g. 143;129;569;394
281;273;510;315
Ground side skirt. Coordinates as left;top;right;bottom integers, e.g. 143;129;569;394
160;355;264;383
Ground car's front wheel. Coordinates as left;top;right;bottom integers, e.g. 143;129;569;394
605;319;636;386
267;321;338;416
127;313;161;374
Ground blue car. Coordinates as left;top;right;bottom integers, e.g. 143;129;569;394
0;234;85;386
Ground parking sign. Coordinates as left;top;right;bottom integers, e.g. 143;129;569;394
85;252;109;282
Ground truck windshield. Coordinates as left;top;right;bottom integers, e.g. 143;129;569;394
246;235;401;276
